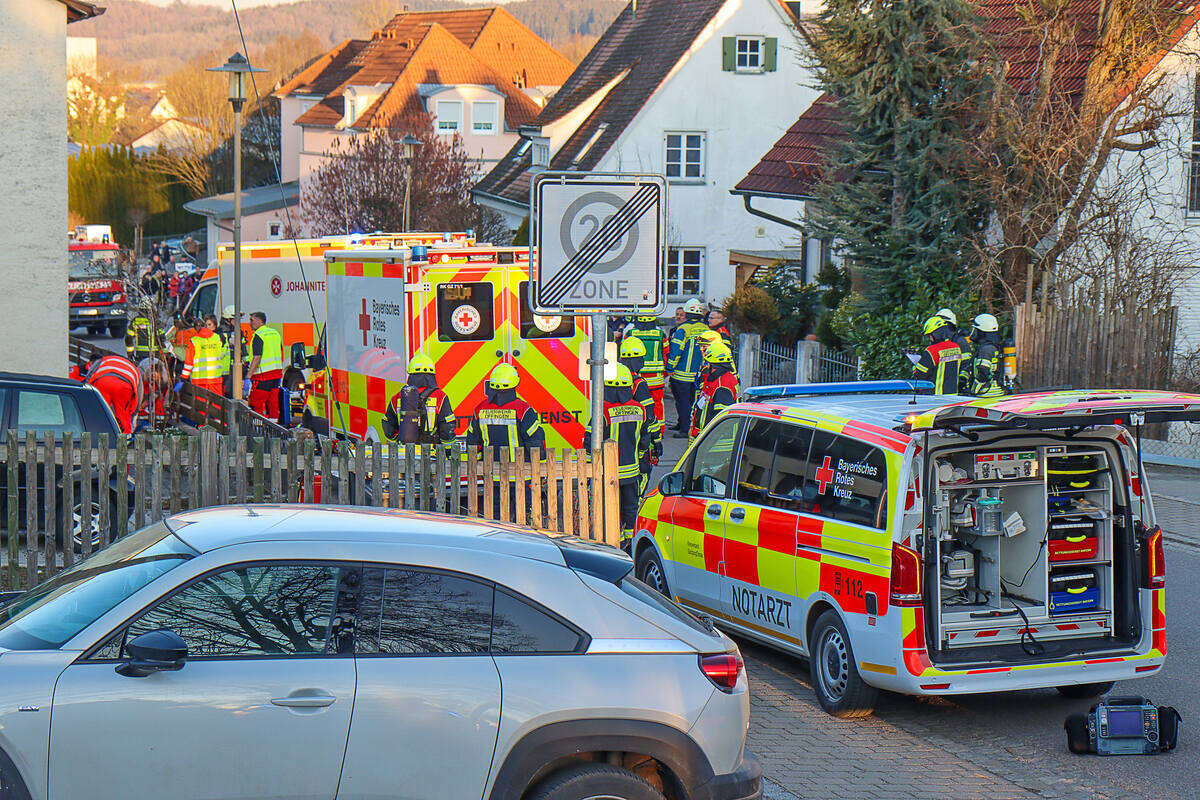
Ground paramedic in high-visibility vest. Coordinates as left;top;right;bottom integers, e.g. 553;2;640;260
667;298;709;438
175;315;225;396
914;315;963;395
382;354;457;445
245;311;284;420
84;353;144;435
618;336;662;492
584;363;650;547
690;342;740;439
466;364;545;460
622;315;668;423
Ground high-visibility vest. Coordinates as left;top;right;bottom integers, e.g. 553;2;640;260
251;325;284;376
190;333;225;381
627;325;666;382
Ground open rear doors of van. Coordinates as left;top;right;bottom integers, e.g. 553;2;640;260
905;391;1200;434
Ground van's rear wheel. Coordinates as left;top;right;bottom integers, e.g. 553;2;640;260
1057;681;1114;699
809;609;877;718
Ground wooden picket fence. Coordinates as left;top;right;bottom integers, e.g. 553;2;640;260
0;429;621;591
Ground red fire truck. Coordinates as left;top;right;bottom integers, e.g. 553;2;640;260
68;228;127;337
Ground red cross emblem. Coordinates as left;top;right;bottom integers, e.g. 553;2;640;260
815;455;835;495
458;309;475;328
358;298;370;346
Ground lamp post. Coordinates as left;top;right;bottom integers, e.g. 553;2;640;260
401;134;420;233
208;52;264;402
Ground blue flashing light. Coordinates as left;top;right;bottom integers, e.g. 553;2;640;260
411;245;428;262
743;380;935;400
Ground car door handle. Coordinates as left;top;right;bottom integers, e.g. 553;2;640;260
728;507;745;522
271;693;336;708
706;503;723;518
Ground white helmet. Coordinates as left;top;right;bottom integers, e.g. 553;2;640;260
223;305;237;319
936;308;957;326
683;298;706;316
973;313;999;333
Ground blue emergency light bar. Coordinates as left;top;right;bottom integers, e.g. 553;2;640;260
743;380;935;401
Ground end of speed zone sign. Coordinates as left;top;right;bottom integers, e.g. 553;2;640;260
532;172;666;314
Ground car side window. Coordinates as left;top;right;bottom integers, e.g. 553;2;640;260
355;567;492;655
15;390;82;433
686;417;741;498
735;419;779;504
804;431;889;529
767;423;816;511
491;589;585;654
122;563;339;657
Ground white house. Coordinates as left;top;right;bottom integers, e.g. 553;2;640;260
1;0;103;376
473;0;817;307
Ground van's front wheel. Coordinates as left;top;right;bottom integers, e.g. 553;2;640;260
809;609;877;718
1057;681;1114;699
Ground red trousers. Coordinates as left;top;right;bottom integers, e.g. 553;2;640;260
92;375;137;434
250;381;280;420
193;378;224;396
648;384;665;425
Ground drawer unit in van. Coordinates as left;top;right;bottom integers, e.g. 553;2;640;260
1049;567;1099;615
1049;516;1100;562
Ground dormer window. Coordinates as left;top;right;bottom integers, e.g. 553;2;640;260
436;100;462;133
342;84;391;128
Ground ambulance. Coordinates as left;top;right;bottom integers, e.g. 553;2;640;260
633;381;1187;717
319;244;593;449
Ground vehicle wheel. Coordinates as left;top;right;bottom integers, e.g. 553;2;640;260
1065;713;1091;754
527;764;664;800
87;326;103;336
1056;681;1114;699
808;609;877;718
56;490;120;553
636;547;670;597
108;322;127;338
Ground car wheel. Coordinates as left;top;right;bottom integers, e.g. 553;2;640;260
808;609;877;718
87;326;103;336
1056;681;1114;699
635;547;670;597
56;490;120;553
108;322;127;338
527;764;664;800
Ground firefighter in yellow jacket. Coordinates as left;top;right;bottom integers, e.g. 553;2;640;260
584;363;650;547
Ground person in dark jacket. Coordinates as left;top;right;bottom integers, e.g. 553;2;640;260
382;354;457;445
618;336;662;493
584;363;649;546
466;364;544;459
966;313;1006;397
690;342;740;439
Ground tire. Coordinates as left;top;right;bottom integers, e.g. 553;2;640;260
87;326;103;336
808;609;878;718
1056;681;1114;699
635;546;670;597
526;764;664;800
1065;713;1091;754
56;489;122;553
108;322;127;338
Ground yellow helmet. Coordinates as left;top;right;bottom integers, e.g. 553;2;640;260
923;315;952;336
408;354;435;375
698;330;722;349
488;363;519;390
604;363;634;387
619;336;647;359
704;341;733;364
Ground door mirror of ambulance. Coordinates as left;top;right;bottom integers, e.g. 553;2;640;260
307;353;326;371
116;629;188;678
660;471;685;496
290;343;308;370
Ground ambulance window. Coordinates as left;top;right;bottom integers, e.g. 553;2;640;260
736;419;778;504
766;423;815;511
518;282;574;339
437;282;495;342
687;417;741;498
187;282;217;321
804;431;888;529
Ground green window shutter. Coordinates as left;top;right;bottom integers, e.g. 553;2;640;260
764;37;778;71
722;37;735;71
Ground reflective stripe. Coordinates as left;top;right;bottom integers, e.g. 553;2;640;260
252;326;284;376
190;334;225;380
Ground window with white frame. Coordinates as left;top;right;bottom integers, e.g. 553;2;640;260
267;221;283;240
472;101;498;134
736;37;763;71
665;132;705;180
436;100;461;133
667;247;704;297
1189;76;1200;214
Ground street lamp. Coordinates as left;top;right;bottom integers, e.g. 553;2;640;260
401;134;420;233
208;52;264;402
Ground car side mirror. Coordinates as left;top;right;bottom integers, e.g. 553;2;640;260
307;352;326;371
116;629;187;678
290;342;308;370
659;471;685;496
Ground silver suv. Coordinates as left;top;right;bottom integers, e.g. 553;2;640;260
0;506;761;800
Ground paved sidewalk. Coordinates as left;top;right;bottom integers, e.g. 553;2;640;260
1146;466;1200;549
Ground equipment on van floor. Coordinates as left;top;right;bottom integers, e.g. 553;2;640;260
1066;697;1180;755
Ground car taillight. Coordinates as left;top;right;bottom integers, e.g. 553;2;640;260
890;542;923;606
1144;526;1165;589
699;652;743;693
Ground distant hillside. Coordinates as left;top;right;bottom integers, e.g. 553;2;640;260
71;0;624;80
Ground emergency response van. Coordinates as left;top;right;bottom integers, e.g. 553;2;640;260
633;382;1184;717
320;245;592;449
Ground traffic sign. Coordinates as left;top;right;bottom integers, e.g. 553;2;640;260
532;172;666;314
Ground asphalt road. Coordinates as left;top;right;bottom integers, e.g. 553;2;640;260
71;327;126;360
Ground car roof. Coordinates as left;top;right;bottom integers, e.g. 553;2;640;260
0;372;88;389
164;505;570;566
735;392;973;432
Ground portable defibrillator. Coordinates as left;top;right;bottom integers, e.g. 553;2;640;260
1066;696;1180;755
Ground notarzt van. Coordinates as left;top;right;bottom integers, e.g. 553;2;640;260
633;382;1187;717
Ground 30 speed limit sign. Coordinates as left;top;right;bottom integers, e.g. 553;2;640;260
531;172;666;314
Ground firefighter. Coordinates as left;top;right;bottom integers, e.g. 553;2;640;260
217;305;246;395
914;315;963;394
667;298;709;438
84;353;143;435
245;311;284;421
707;308;733;349
175;315;225;396
125;301;156;361
618;336;662;491
467;364;545;460
622;315;668;423
967;313;1007;397
937;307;972;386
382;354;457;445
584;363;649;546
690;341;740;439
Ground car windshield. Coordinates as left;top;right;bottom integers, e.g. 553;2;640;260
0;523;195;650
